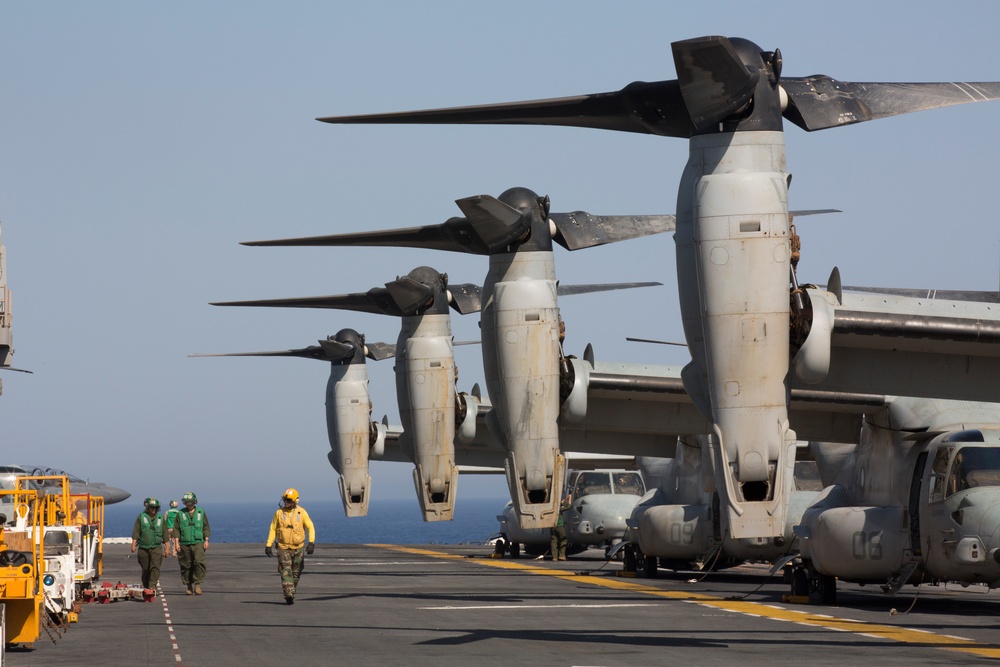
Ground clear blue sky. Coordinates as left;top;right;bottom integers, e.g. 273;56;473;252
2;2;999;507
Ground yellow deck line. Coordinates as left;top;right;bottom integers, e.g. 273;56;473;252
370;544;1000;660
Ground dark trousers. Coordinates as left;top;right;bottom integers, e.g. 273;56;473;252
138;546;163;588
178;543;206;585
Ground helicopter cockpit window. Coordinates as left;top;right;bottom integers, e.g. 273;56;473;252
928;446;953;502
573;472;612;499
612;472;645;496
946;447;1000;498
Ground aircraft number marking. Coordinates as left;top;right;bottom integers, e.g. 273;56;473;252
670;522;695;545
851;531;884;560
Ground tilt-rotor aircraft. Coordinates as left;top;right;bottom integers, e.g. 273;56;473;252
241;193;673;528
192;328;390;517
204;265;659;521
310;35;1000;539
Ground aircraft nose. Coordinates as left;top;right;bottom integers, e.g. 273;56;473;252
101;486;132;505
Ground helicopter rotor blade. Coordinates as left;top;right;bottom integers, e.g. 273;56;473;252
549;212;676;251
671;35;760;130
782;79;1000;131
557;282;662;297
211;294;387;315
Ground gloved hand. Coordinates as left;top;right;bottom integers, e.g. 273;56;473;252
265;545;273;558
306;542;315;555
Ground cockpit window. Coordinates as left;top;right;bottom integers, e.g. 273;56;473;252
946;447;1000;498
613;472;645;496
573;472;612;499
0;470;42;493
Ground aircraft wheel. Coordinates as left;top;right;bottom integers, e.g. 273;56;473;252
494;537;507;558
791;567;809;597
816;574;837;604
509;542;521;559
643;555;658;579
622;545;638;573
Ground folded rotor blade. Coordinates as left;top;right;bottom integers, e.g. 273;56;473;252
241;217;494;255
189;346;336;362
318;81;692;138
383;276;436;315
454;195;530;252
364;341;397;361
211;293;388;315
782;79;1000;131
447;283;483;315
557;281;662;296
549;212;676;250
671;35;760;130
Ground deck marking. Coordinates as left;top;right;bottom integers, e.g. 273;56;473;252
422;602;661;610
158;584;184;666
373;545;1000;660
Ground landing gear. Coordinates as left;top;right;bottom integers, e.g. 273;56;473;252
816;573;837;604
622;544;638;573
786;562;837;604
492;536;521;559
643;555;658;579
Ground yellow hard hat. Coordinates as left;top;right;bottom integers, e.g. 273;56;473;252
282;488;299;503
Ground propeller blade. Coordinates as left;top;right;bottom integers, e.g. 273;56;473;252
557;281;662;296
318;81;692;138
788;209;841;219
625;336;688;347
782;79;1000;131
549;212;676;251
188;346;334;361
671;35;760;130
447;283;483;315
364;341;397;361
0;366;33;374
241;217;493;255
454;195;530;252
317;338;358;362
211;293;387;315
383;276;436;315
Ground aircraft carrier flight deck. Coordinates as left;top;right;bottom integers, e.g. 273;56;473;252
5;542;999;666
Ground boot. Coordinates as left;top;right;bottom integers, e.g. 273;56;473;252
285;596;294;605
185;584;193;595
194;583;203;595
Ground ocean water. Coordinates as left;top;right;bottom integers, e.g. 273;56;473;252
104;498;508;545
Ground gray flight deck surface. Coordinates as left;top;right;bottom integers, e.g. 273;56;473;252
7;543;1000;666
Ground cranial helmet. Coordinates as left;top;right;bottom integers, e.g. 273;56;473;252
169;500;178;508
182;492;197;504
147;498;160;509
282;488;299;503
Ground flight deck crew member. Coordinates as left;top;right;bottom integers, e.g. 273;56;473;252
164;500;180;558
549;493;573;561
131;498;168;589
265;488;315;605
173;492;210;595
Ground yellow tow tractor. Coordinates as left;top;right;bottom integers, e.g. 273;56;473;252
1;487;45;648
15;475;104;624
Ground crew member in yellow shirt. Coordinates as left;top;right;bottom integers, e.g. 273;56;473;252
265;488;316;605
